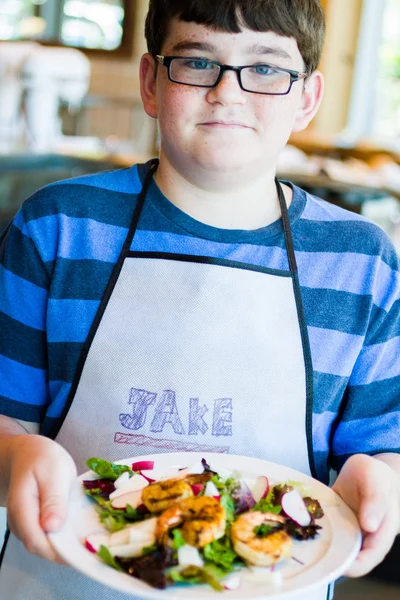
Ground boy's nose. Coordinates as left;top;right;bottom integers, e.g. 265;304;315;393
206;71;247;105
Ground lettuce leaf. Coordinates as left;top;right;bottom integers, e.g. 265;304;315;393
86;458;132;481
97;545;124;571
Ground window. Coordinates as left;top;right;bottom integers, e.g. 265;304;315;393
0;0;128;52
344;0;400;148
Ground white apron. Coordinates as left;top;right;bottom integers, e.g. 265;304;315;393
0;162;331;599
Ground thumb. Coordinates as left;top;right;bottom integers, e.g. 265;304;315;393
358;485;387;534
39;467;76;533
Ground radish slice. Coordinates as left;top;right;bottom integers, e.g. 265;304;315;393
109;473;148;500
85;532;110;553
190;483;204;496
110;489;143;509
178;544;204;568
281;489;311;526
204;480;220;499
132;460;154;472
251;476;270;503
139;470;156;483
223;572;241;590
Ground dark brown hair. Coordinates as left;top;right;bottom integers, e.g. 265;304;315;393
145;0;326;75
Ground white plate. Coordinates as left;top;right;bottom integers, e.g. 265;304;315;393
49;452;362;599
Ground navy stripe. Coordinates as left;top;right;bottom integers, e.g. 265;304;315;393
0;311;47;369
48;342;83;382
48;259;114;300
331;448;400;473
365;300;400;344
0;395;45;422
23;184;140;227
0;222;50;288
342;377;400;418
312;371;348;413
301;287;372;335
295;219;399;270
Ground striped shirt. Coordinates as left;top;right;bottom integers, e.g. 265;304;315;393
0;161;399;484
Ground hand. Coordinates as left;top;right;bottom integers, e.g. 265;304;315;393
332;453;400;577
7;434;77;563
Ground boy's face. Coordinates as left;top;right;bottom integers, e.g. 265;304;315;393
141;19;323;180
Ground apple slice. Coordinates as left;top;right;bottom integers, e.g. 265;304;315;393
110;489;143;509
281;489;311;526
108;538;155;558
204;480;220;500
251;476;270;503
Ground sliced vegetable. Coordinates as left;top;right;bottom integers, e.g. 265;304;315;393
132;460;154;472
109;473;148;500
190;483;204;496
231;479;256;514
281;489;311;526
110;489;143;510
85;532;110;553
178;544;204;568
223;572;241;590
251;476;269;503
204;480;220;499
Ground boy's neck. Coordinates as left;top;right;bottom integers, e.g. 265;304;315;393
153;154;293;231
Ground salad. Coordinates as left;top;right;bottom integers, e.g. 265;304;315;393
82;457;324;592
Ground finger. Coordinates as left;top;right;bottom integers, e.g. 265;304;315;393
38;463;74;533
344;512;395;578
7;473;61;562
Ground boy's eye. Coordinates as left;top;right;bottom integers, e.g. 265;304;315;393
252;65;276;76
183;59;213;70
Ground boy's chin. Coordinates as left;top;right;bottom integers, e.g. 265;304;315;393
193;147;255;174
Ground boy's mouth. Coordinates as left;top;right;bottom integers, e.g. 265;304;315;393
199;121;252;129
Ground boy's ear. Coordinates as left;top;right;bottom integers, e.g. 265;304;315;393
140;53;158;119
292;70;324;132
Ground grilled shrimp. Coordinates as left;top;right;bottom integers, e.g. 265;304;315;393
156;496;226;548
231;512;292;567
141;477;193;513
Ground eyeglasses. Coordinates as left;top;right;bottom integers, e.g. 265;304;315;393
156;55;307;96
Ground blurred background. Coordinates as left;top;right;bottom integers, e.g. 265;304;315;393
0;1;399;597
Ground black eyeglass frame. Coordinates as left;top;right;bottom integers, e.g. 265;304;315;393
156;55;308;96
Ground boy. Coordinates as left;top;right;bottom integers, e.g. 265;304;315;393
0;1;399;598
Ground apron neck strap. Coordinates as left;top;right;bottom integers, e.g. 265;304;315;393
276;178;298;274
127;161;298;275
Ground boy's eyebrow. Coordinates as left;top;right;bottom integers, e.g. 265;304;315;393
170;41;292;61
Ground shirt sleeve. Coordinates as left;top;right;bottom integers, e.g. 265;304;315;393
329;240;400;472
0;204;51;426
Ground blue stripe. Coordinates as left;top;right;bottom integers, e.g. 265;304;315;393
48;381;72;418
302;196;373;223
47;299;100;342
0;354;47;406
366;302;400;344
297;251;399;311
19;215;128;263
350;337;400;385
332;412;400;455
308;326;364;376
0;265;47;330
131;230;289;270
